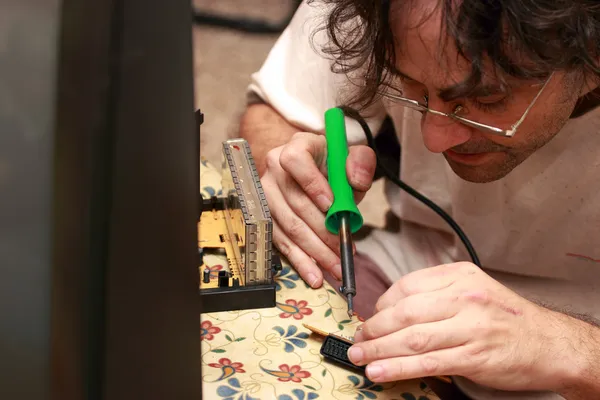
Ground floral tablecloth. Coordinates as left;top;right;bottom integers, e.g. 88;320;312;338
200;157;439;400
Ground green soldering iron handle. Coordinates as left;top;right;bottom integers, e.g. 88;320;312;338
324;107;363;235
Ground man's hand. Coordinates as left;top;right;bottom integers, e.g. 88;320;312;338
261;132;376;288
348;262;599;395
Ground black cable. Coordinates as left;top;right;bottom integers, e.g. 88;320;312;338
339;106;482;268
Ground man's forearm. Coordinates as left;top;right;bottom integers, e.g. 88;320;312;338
556;315;600;399
239;102;303;176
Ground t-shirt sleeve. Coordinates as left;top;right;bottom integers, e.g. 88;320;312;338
246;1;386;145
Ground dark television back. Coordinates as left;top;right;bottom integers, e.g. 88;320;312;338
0;0;201;399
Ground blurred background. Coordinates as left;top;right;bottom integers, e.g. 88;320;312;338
193;0;292;167
193;0;387;227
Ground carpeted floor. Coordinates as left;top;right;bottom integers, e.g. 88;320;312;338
193;0;387;228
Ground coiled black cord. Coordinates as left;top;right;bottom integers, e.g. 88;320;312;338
339;106;482;268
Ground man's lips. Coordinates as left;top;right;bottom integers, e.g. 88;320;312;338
444;149;499;166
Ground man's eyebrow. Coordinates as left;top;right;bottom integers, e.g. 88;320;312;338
388;65;418;82
438;83;508;102
390;65;510;102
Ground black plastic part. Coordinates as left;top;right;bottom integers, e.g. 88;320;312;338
197;109;205;220
202;269;210;284
218;271;229;288
201;196;226;213
271;251;283;272
195;109;204;128
320;336;365;372
232;278;240;287
200;284;276;313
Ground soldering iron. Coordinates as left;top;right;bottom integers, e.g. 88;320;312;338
323;108;363;317
323;106;481;318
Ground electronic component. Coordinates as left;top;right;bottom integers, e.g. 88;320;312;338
302;323;363;372
221;138;273;285
199;138;282;313
321;334;364;372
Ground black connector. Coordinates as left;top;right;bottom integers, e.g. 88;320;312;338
319;335;364;372
271;250;283;273
218;271;229;288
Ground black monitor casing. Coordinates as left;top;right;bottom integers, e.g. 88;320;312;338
0;0;202;399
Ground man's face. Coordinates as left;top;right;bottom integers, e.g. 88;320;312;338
389;1;583;183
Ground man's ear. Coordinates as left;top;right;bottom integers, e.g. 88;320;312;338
578;64;600;97
570;68;600;118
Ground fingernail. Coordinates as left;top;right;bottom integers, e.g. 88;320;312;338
308;273;319;288
316;195;332;211
366;364;383;380
348;346;363;364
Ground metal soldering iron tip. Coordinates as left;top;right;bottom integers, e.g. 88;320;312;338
347;294;353;318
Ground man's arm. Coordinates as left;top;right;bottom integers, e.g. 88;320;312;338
529;300;600;398
239;102;305;176
555;314;600;399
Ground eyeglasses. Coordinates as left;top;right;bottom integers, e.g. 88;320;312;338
378;75;553;138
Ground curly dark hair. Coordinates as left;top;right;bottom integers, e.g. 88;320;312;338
309;0;600;110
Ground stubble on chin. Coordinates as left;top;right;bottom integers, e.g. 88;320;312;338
443;151;524;183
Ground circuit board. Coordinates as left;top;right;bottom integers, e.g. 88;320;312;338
199;207;246;286
199;139;280;313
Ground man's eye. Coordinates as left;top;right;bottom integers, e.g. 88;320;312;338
472;95;509;112
475;94;507;104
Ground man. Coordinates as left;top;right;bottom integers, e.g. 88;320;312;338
239;0;600;398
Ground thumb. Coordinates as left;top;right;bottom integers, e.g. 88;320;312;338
346;145;376;203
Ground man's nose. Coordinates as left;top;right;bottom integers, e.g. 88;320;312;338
420;111;472;153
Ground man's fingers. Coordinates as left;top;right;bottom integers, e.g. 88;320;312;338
279;133;333;212
354;290;461;343
262;174;342;280
347;145;376;193
272;219;322;288
375;262;479;312
278;171;343;257
362;347;470;383
349;318;470;366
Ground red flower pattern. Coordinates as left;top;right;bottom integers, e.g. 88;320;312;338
277;364;311;383
278;299;313;320
208;358;245;373
201;320;221;341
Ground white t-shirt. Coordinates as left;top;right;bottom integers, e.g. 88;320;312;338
247;2;600;399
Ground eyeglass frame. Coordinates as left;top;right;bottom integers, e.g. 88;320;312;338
378;74;554;138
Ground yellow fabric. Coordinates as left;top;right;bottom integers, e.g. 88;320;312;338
200;157;439;400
